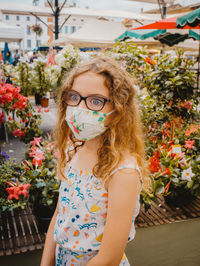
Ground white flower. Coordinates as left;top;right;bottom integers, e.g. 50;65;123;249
181;167;195;182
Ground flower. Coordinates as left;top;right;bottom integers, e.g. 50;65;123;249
185;129;191;136
160;168;171;176
6;186;20;200
183;101;192;109
13;129;25;138
1;151;10;161
148;155;162;174
184;139;195;150
44;108;50;112
18;184;31;197
181;168;195;182
30;137;42;147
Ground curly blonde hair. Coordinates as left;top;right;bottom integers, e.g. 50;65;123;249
54;56;150;191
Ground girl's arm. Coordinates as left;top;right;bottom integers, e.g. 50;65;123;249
86;168;141;266
40;199;59;266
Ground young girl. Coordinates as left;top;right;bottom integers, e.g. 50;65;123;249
40;56;149;266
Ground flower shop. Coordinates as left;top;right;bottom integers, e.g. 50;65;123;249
0;42;200;265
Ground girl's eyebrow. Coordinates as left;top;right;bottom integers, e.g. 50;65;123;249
71;89;108;99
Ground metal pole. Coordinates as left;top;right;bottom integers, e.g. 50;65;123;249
55;0;59;40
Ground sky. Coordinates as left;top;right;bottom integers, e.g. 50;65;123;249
0;0;199;13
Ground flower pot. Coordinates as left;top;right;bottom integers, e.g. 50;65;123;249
41;97;49;108
33;204;54;233
164;187;196;207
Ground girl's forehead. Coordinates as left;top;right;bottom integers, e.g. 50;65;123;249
72;72;110;97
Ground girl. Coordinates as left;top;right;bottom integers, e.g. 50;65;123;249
40;56;149;266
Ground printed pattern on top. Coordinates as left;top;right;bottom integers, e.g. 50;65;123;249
54;164;142;265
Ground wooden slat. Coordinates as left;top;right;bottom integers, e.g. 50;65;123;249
1;196;200;256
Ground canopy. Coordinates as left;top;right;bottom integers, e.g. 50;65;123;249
0;22;23;42
116;29;166;41
54;19;127;48
116;29;199;47
133;15;200;30
176;7;200;28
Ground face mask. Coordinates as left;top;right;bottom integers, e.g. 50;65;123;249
65;106;114;141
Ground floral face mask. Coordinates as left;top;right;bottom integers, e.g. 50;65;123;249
65;106;114;141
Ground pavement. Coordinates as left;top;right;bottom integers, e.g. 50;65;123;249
0;97;58;162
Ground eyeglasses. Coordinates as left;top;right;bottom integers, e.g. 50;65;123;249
64;90;111;111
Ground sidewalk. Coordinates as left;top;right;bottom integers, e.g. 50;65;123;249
0;98;58;162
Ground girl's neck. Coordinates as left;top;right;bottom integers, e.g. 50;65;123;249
83;135;102;152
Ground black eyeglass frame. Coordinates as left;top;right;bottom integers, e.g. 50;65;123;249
65;90;111;111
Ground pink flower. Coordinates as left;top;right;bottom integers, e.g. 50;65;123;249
184;139;195;150
30;137;42;147
190;126;198;133
183;101;192;109
53;149;60;159
37;106;42;113
185;129;191;136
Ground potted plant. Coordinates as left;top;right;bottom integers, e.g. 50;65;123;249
23;135;60;232
0;157;31;213
30;61;50;107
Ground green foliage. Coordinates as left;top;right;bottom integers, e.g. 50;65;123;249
0;160;30;212
30;61;50;96
143;50;198;123
15;62;32;96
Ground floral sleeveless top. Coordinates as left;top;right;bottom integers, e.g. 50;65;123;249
53;163;143;253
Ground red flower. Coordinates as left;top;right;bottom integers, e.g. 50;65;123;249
148;155;162;174
13;129;25;138
160;168;171;176
164;181;171;192
18;184;30;197
44;108;50;112
0;111;5;125
37;106;42;113
32;158;43;166
183;101;192;109
6;186;20;200
184;139;195;150
8;116;13;121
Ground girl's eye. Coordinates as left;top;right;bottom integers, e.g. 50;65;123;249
90;97;103;106
68;93;79;102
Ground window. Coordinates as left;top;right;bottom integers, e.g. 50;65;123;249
27;16;30;21
27;26;31;35
5;15;9;20
36;40;41;47
16;16;20;21
71;26;76;33
27;39;31;49
65;26;68;34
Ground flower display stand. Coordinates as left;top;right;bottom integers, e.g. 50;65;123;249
0;206;45;256
1;196;200;257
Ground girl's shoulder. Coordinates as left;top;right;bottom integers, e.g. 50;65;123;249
105;154;142;192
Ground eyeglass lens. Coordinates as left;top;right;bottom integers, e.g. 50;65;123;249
66;90;106;111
